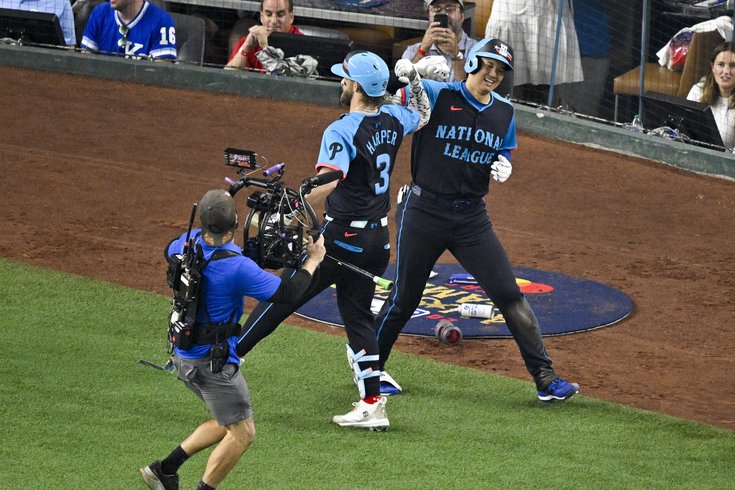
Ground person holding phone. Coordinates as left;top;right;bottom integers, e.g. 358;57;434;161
401;0;477;82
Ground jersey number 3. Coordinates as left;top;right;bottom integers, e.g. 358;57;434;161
374;153;391;195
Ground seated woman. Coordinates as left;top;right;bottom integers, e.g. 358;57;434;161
687;42;735;151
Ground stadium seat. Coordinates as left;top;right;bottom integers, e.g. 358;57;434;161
613;30;723;122
169;12;206;66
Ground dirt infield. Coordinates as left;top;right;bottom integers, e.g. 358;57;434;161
2;66;733;430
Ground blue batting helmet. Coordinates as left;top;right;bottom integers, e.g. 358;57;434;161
464;38;514;74
331;51;389;97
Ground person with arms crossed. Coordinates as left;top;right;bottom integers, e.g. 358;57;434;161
3;0;76;46
402;0;477;82
376;38;580;403
687;41;735;151
235;51;432;430
81;0;176;60
141;189;325;490
225;0;301;72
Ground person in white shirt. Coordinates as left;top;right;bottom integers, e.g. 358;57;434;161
687;42;735;151
3;0;76;46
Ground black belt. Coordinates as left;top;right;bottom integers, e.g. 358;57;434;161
194;322;241;344
325;215;389;229
411;184;481;208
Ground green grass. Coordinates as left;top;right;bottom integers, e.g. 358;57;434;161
1;258;733;489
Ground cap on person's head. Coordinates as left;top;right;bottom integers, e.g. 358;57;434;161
424;0;464;8
330;50;389;97
199;189;237;246
464;37;514;74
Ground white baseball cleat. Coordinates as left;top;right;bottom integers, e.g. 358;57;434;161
332;397;389;431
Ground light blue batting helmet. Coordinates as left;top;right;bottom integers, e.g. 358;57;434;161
464;38;514;74
331;50;389;97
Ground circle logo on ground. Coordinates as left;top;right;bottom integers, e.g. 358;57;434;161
295;263;634;338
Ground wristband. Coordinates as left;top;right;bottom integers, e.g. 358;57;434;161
417;46;427;57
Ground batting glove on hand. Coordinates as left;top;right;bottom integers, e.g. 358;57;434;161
490;155;512;183
394;59;418;83
396;184;411;204
415;56;450;82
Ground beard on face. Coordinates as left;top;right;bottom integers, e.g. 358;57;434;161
339;82;353;106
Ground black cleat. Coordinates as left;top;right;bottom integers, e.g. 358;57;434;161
140;460;179;490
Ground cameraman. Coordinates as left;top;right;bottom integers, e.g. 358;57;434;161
141;189;325;490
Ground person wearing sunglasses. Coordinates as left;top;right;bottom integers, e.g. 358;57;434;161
401;0;477;82
81;0;176;60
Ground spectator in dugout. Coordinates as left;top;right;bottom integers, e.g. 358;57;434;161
3;0;76;46
687;41;735;151
401;0;477;82
224;0;301;72
80;0;176;60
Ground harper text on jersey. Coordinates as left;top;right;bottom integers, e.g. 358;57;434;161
366;130;398;155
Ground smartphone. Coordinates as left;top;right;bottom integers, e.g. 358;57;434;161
434;13;449;28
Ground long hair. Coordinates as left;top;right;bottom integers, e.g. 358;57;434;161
699;41;735;109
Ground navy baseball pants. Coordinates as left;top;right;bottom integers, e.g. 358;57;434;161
237;219;389;397
374;186;558;390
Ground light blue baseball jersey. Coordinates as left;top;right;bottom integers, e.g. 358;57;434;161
81;1;176;60
316;104;421;221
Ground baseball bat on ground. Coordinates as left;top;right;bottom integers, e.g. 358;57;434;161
248;214;394;290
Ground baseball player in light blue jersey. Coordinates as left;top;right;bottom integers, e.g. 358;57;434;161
81;0;176;60
236;51;432;431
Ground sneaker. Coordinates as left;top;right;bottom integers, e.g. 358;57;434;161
140;460;179;490
537;378;580;402
379;371;402;396
332;397;390;431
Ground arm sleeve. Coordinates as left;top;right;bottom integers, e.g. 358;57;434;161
316;124;354;175
687;83;703;102
81;8;100;51
402;43;419;60
60;0;76;46
500;114;518;152
228;36;247;62
404;76;431;131
264;268;313;304
149;14;177;60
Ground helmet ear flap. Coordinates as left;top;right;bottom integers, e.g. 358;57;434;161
463;38;493;74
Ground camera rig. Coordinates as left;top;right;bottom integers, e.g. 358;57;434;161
223;148;394;289
224;147;324;270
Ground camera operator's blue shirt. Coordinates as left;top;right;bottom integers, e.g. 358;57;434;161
167;230;281;362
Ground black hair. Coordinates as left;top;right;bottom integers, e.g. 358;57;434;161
260;0;294;12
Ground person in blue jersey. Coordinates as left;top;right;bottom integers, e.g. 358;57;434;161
235;51;432;431
140;189;325;490
376;38;581;403
81;0;176;60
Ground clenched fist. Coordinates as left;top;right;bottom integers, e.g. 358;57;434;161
490;155;512;183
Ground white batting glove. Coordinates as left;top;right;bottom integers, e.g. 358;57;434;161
415;55;450;82
490;155;512;183
394;58;418;84
396;184;410;204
